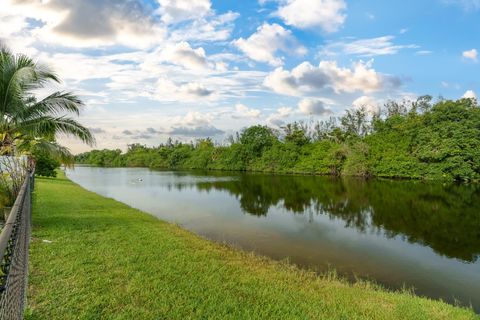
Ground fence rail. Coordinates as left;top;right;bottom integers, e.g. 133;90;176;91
0;173;33;320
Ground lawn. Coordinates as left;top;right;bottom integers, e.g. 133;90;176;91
26;173;478;319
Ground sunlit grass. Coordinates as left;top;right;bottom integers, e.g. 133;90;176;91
26;173;478;319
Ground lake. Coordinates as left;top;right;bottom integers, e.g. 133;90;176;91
66;166;480;312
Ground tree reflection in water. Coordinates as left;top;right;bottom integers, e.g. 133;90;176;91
169;171;480;263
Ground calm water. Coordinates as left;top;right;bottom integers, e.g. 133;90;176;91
66;167;480;312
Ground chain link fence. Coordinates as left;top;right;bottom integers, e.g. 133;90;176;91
0;174;33;320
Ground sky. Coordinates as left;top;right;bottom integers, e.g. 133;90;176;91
0;0;479;153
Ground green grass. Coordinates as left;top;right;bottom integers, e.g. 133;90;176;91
27;173;478;319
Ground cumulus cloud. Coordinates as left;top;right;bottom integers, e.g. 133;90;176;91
264;60;400;96
233;23;307;66
232;104;261;119
352;96;380;114
276;0;347;32
266;107;293;126
173;111;214;127
122;130;134;135
463;49;478;62
153;79;215;101
182;83;214;97
146;127;159;134
462;90;477;100
4;0;165;48
169;126;224;137
119;127;162;140
323;36;418;57
160;42;208;70
298;98;333;115
157;0;211;24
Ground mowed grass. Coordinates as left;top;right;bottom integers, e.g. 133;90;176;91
27;174;478;320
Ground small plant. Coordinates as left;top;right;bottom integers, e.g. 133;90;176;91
0;156;28;205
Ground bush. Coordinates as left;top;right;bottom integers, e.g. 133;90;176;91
35;152;60;177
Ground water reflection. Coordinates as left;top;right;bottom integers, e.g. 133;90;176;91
166;172;480;263
66;167;480;312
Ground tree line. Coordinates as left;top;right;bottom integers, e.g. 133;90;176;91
76;97;480;181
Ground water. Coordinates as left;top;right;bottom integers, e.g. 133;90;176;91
66;166;480;312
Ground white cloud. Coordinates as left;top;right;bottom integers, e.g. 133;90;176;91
169;126;224;137
173;111;214;127
323;36;418;57
352;96;380;114
276;0;347;32
169;12;239;43
298;98;333;115
264;60;400;96
266;107;293;126
462;90;477;100
233;104;261;119
462;49;478;62
157;0;212;24
2;0;166;48
233;23;306;66
153;79;215;102
39;52;141;83
160;42;209;70
0;12;29;38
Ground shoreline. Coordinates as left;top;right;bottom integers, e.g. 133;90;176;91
72;164;477;184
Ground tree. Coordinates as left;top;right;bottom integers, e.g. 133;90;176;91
340;107;371;138
282;122;310;147
239;125;277;157
0;46;94;161
33;149;60;177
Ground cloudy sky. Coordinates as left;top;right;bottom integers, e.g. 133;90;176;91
1;0;479;152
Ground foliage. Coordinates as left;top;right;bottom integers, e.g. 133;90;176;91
0;156;28;204
0;46;93;176
33;150;60;177
76;98;480;182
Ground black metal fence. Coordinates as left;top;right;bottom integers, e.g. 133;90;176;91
0;174;33;320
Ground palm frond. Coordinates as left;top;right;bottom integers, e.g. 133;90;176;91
0;48;94;157
16;138;75;166
17;116;95;146
16;91;84;121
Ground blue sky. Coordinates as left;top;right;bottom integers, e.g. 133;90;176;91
0;0;478;152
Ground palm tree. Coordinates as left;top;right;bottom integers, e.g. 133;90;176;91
0;46;94;161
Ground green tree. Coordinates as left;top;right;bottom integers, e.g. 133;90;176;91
283;122;310;147
0;46;94;160
239;125;277;158
33;149;60;177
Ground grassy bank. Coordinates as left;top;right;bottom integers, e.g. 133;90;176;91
27;174;478;319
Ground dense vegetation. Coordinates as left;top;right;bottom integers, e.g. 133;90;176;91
27;173;478;319
77;97;480;181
